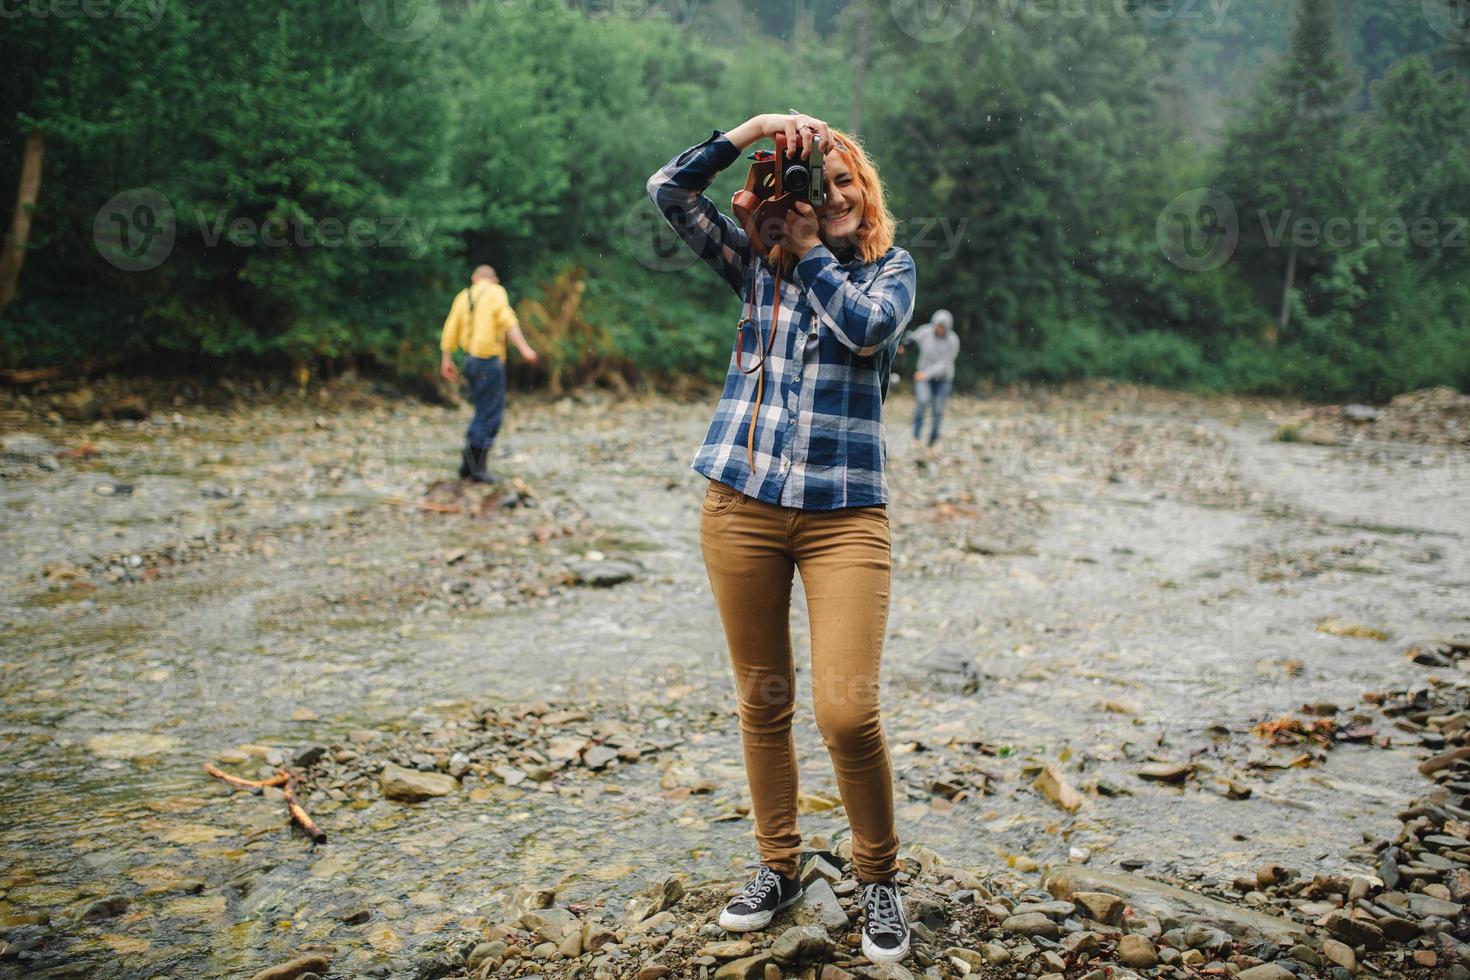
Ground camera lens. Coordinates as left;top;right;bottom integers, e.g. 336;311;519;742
783;166;809;193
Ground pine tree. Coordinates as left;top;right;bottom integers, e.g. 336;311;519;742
1215;0;1363;337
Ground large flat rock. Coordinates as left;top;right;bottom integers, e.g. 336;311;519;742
1044;867;1305;943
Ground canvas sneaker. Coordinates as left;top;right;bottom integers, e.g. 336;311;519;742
718;866;804;932
859;878;910;963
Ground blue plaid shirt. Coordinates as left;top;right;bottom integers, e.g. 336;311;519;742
647;131;917;510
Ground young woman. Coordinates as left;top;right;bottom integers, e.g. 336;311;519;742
646;111;917;964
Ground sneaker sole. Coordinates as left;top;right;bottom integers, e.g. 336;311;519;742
717;887;804;932
862;932;910;964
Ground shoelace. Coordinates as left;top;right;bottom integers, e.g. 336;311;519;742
861;881;905;937
735;866;782;908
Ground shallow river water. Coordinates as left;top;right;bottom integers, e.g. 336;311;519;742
0;384;1465;977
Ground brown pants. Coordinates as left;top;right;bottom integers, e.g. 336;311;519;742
699;479;900;882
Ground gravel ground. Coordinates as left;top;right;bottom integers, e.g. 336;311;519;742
0;377;1466;978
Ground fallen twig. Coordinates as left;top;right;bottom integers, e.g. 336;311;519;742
205;762;325;843
379;495;462;514
204;762;287;790
279;768;327;843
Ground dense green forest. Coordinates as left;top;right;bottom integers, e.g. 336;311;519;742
2;0;1468;400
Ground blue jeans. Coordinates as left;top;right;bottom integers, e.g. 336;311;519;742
913;377;952;444
463;355;505;450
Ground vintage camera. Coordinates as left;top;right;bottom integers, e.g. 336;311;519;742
777;135;826;205
731;132;828;256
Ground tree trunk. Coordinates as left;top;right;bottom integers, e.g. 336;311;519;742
848;1;871;136
0;130;45;320
1277;239;1298;335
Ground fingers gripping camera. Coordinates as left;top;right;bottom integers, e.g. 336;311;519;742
732;132;827;256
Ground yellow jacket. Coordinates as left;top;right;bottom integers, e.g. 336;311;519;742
440;280;519;360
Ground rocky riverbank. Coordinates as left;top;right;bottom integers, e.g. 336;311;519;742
162;637;1470;980
2;376;1468;978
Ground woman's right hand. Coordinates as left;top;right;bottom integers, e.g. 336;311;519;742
728;112;832;157
773;112;832;160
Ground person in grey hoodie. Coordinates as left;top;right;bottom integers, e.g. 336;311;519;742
899;309;960;446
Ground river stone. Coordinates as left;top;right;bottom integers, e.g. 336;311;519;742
248;956;331;980
1183;923;1232;955
1235;966;1293;980
1137;762;1192;783
800;853;844;886
1072;891;1125;926
1324;911;1384;949
379;764;456;801
1;433;57;462
699;940;753;959
73;895;130;923
466;942;505;972
1117;934;1157;968
1379;854;1401;890
1286;944;1322;968
1322;939;1356;973
520;907;578;943
1015;900;1076;921
1002;912;1061;939
793;878;849;930
570;560;639;588
1448;869;1470;903
1426;834;1470;850
713;952;773;979
1407;894;1463;919
981;942;1011;964
583;922;619;950
1045;868;1306;943
1376;914;1420;942
771;925;835;964
650;874;685;913
583;746;618;769
943;947;985;970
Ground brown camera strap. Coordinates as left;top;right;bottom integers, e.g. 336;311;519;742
734;268;783;470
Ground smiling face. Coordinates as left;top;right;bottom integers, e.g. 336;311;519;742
817;151;865;246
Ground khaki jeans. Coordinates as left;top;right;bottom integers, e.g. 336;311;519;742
699;479;900;882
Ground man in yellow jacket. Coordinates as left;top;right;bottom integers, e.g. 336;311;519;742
440;265;538;482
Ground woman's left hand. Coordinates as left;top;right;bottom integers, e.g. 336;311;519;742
782;201;822;257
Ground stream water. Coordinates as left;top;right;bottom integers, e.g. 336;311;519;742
0;386;1464;977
